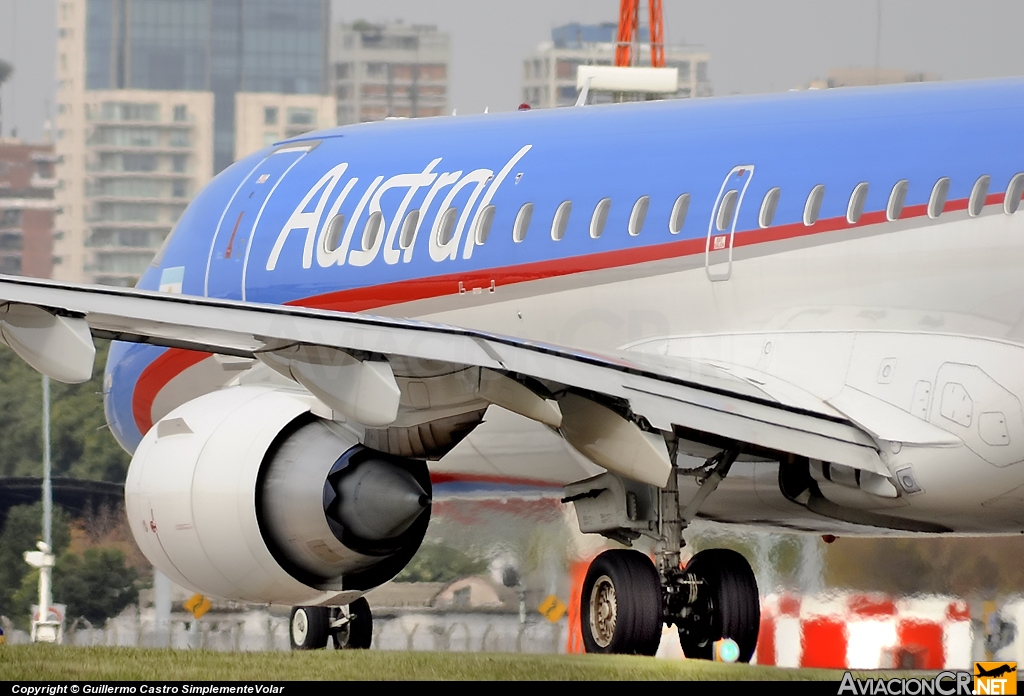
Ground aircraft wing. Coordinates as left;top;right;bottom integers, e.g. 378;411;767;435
0;275;884;485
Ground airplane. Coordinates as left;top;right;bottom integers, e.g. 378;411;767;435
976;664;1016;679
1;76;1024;660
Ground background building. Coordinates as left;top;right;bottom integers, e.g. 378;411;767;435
333;21;450;125
234;92;336;160
54;0;331;286
522;22;711;109
806;68;938;90
0;137;58;278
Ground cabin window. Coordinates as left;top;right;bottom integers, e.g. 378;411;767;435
759;188;780;229
399;210;419;249
716;190;738;232
969;175;990;217
887;180;908;222
322;214;345;253
804;184;825;226
669;193;690;234
361;211;383;251
435;207;458;246
629;196;650;236
513;202;533;243
928;178;950;219
474;204;496;244
551;201;571;241
591;198;610;238
847;182;868;224
1005;173;1024;215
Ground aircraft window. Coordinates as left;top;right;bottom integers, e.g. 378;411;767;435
887;180;908;222
591;198;610;238
629;196;650;236
513;202;533;243
474;204;496;244
323;213;345;253
436;207;458;246
758;188;780;229
928;178;950;219
361;211;383;251
551;200;571;241
969;175;990;217
669;193;690;234
398;210;418;249
804;184;825;226
1004;173;1024;215
847;182;868;224
716;190;738;232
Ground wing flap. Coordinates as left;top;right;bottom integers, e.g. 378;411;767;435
0;275;884;476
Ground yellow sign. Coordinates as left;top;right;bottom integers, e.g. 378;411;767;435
184;594;212;620
538;595;567;623
975;662;1017;695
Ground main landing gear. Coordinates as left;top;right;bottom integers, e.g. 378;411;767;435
289;597;373;650
569;446;761;660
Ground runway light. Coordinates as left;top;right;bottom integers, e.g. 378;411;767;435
715;637;740;663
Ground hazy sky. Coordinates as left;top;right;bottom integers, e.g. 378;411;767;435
3;1;1024;142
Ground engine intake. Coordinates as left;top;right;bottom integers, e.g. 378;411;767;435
125;386;430;606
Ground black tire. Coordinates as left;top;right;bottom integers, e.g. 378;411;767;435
332;597;373;650
289;606;330;650
677;548;760;662
580;549;663;656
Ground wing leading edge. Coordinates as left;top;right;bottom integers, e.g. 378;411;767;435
0;275;884;483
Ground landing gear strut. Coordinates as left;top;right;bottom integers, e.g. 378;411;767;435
289;598;373;650
570;444;761;659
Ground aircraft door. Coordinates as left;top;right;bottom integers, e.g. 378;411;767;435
706;165;754;281
204;143;315;300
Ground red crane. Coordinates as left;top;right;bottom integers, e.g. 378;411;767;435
615;0;665;68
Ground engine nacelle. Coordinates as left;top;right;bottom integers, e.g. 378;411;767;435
125;386;431;606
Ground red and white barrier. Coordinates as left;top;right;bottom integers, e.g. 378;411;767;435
754;593;973;669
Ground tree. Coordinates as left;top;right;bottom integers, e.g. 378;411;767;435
0;503;70;620
0;339;130;482
394;542;488;583
52;547;139;625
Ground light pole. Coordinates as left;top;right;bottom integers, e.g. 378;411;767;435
25;375;60;643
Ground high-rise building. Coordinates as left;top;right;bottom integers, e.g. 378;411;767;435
333;22;450;125
521;22;711;109
0;137;58;278
54;0;332;285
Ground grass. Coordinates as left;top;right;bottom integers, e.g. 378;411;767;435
0;645;865;681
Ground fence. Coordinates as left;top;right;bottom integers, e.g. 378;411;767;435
1;609;567;654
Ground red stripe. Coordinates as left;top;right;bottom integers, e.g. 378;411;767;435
133;349;211;435
429;472;564;488
132;193;1003;434
291;193;1002;314
848;594;897;617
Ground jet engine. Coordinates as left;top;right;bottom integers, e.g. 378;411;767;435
125;385;431;606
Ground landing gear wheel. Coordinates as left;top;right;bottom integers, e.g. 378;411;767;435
332;597;373;649
581;549;663;656
289;606;330;650
677;548;760;662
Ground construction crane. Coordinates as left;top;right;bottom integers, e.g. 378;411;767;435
615;0;665;68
